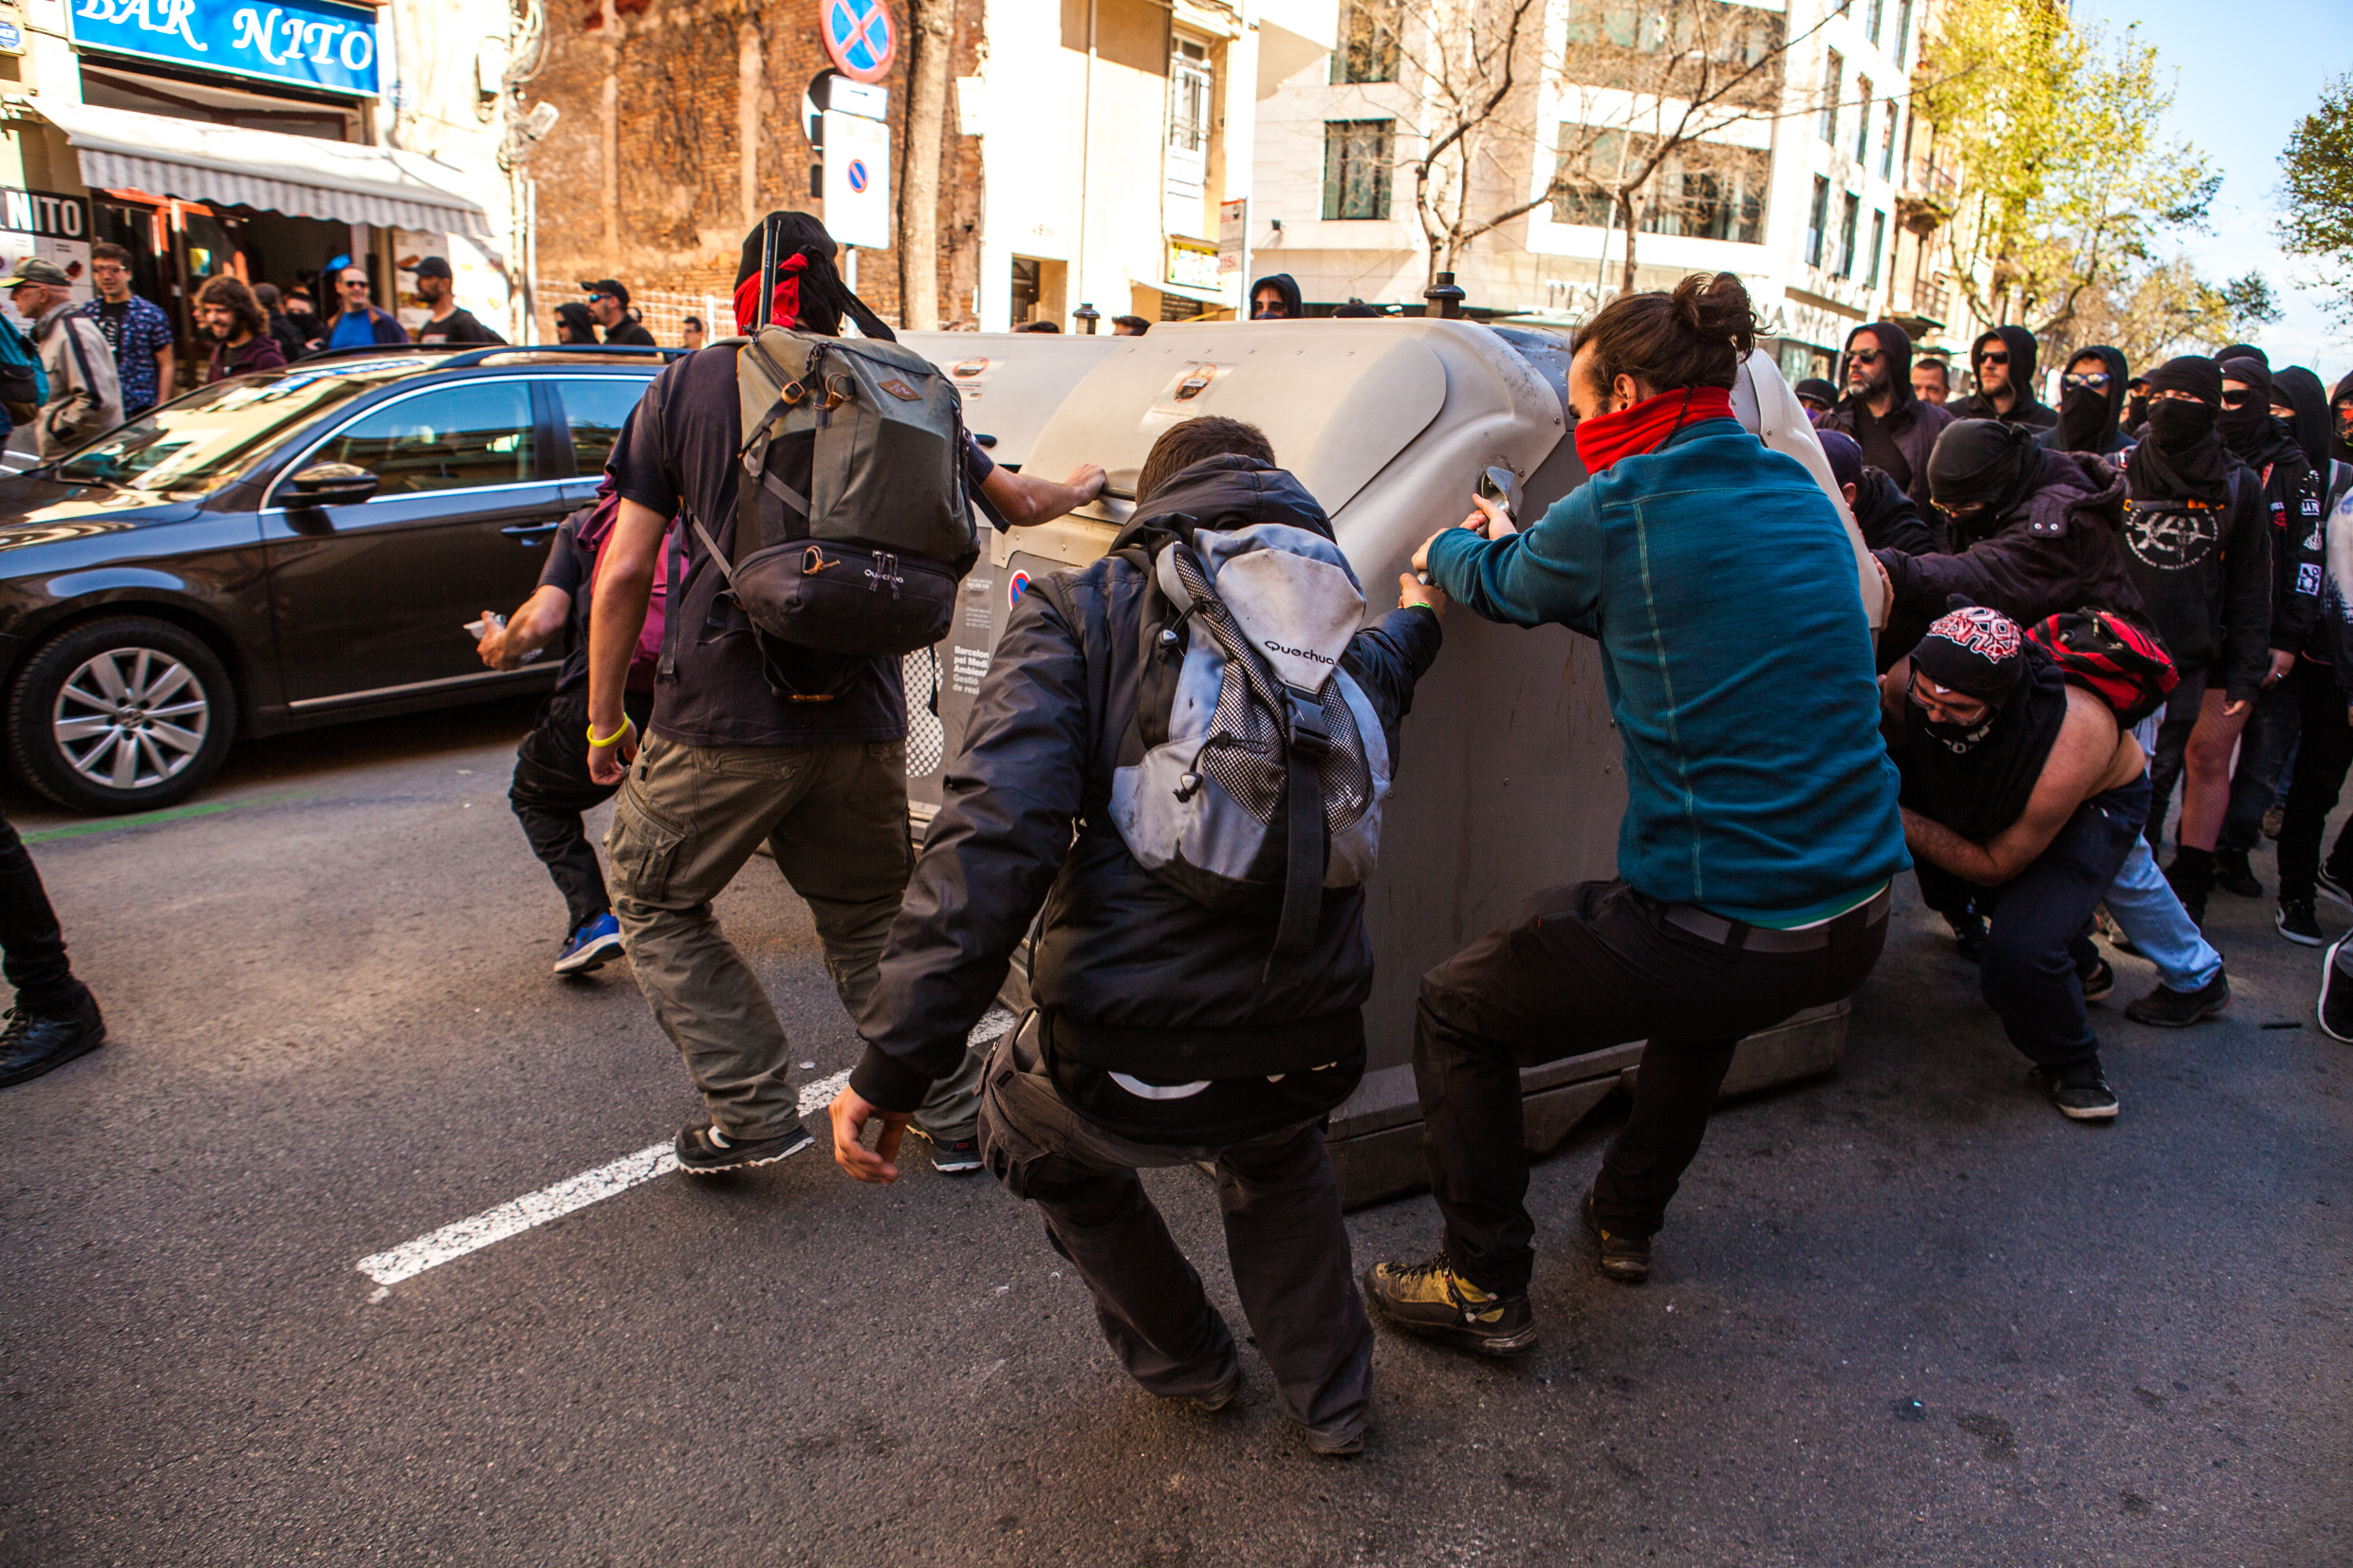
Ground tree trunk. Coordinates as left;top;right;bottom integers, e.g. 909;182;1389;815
1616;190;1641;295
897;0;954;331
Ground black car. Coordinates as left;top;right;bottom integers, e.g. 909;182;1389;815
0;345;671;814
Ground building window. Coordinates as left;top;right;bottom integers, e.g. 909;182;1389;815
1834;191;1860;278
1866;0;1883;44
1820;50;1842;144
1866;208;1886;287
1332;0;1400;83
1854;77;1871;161
1324;120;1394;220
1881;104;1899;177
1893;0;1913;65
1806;175;1829;267
1549;132;1767;245
1169;39;1212;152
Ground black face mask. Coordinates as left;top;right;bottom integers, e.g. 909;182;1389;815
2148;397;2215;450
2126;394;2150;429
1918;706;1999;752
2216;392;2270;456
2059;383;2111;447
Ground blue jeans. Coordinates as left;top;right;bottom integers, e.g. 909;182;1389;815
2104;835;2224;992
1972;774;2152;1070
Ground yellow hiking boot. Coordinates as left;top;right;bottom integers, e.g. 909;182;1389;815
1362;1254;1536;1357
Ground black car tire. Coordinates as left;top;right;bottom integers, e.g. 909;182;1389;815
8;617;237;815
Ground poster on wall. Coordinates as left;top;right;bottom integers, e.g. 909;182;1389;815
0;187;95;317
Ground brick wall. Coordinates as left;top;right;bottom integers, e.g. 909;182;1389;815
524;0;985;333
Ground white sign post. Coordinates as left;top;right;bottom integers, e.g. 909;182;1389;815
822;108;891;250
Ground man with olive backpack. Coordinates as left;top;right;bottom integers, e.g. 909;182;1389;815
584;211;1104;1175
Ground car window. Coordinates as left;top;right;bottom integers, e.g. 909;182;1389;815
557;378;652;476
313;380;537;496
51;373;384;494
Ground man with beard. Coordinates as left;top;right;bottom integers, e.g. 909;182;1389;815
2216;366;2352;895
2039;347;2131;456
1948;326;2059;431
1884;606;2152;1120
2108;357;2274;932
1830;321;1954;516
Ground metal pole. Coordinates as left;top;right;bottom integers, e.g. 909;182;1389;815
756;212;779;330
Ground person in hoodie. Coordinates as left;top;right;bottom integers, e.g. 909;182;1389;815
2273;408;2353;950
2039;346;2131;456
2108;355;2275;931
828;416;1445;1458
1818;428;1937;563
1249;273;1303;321
2216;365;2352;895
1830;320;1955;517
1948;325;2060;431
2331;371;2353;470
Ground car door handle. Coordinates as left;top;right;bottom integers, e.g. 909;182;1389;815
501;522;561;543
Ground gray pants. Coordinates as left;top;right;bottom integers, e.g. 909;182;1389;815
605;731;981;1142
977;1016;1372;1441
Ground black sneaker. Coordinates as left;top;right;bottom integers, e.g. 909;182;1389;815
1297;1417;1365;1458
2034;1065;2120;1121
1944;910;1988;963
907;1125;984;1176
2078;953;2115;1004
2318;865;2353;913
674;1120;814;1173
2279;899;2325;947
1362;1255;1538;1356
0;991;106;1089
1583;1190;1654;1283
2123;970;2230;1027
2214;849;2263;899
2320;935;2353;1044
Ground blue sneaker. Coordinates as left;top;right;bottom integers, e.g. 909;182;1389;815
553;912;624;975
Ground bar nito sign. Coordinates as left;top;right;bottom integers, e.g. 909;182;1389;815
68;0;380;98
0;187;91;240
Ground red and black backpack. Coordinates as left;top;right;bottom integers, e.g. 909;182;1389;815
2023;607;2178;726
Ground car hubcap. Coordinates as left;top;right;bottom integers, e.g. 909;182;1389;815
53;647;210;792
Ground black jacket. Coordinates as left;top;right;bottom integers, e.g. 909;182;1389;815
850;459;1442;1116
1876;449;2141;660
2117;452;2272;701
1828;320;1955;516
603;316;657;348
1852;465;1937;557
1949;326;2060;431
2235;424;2327;655
2038;344;2131;456
1247;272;1304;319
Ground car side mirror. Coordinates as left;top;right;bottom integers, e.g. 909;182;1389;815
287;462;380;507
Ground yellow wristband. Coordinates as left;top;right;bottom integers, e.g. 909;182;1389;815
585;716;636;749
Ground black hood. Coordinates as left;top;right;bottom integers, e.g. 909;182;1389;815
1838;321;1918;418
2273;366;2333;478
2055;344;2129;452
1971;325;2047;415
2334;369;2353;467
1246;273;1304;320
1115;454;1334;550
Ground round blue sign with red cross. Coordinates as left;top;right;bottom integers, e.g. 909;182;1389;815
845;159;870;193
1008;570;1031;610
823;0;897;84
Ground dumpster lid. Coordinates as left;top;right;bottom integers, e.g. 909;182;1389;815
900;333;1120;471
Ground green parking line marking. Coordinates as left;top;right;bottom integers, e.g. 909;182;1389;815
21;791;316;843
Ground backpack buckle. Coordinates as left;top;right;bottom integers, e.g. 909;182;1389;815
1287;689;1332;757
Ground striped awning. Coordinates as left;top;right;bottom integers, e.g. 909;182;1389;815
39;101;491;236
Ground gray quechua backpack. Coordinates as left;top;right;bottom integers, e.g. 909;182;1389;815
1102;519;1392;970
691;323;978;673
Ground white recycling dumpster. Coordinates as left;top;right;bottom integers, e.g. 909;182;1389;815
903;318;1878;1208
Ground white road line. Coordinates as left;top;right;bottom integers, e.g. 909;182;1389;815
355;1007;1020;1288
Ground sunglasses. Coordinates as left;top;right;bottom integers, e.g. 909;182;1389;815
1979;350;2010;366
2062;371;2110;389
2219;389;2255;408
1848;348;1883;366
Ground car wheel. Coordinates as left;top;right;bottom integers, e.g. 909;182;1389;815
7;617;237;815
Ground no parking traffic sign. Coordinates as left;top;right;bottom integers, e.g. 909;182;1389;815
823;0;896;83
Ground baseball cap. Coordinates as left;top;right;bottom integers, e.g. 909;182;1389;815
413;255;453;281
2;257;71;288
579;278;629;305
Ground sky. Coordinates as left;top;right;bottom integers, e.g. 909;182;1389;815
2071;0;2352;375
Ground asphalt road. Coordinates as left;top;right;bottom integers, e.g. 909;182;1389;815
2;701;2346;1566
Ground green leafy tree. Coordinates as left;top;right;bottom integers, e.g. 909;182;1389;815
1916;0;2215;340
2279;72;2353;324
2054;260;2282;370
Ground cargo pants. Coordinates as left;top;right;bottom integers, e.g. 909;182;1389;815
605;730;983;1143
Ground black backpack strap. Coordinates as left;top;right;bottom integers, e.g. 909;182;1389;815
1268;688;1332;978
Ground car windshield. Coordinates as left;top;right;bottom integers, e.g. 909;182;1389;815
49;361;429;495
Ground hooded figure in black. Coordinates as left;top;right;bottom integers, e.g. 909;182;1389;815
2216;355;2325;662
2039;345;2131;456
1830;319;1956;517
1248;273;1304;321
2332;370;2353;470
1949;325;2060;431
2273;367;2340;491
1817;427;1936;564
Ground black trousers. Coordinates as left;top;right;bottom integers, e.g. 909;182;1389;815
1414;878;1887;1296
0;798;82;1015
2277;659;2353;904
510;687;654;931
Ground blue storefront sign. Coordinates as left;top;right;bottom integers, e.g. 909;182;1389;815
68;0;380;99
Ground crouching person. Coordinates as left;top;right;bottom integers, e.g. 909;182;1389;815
827;416;1445;1457
1887;607;2151;1120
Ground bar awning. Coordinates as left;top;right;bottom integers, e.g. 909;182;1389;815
38;101;491;237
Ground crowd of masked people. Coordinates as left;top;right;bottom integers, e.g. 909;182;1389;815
10;211;2353;1460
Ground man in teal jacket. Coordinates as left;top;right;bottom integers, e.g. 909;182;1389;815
1365;273;1909;1356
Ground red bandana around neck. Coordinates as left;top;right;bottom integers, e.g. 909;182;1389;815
1574;384;1735;473
732;252;809;334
